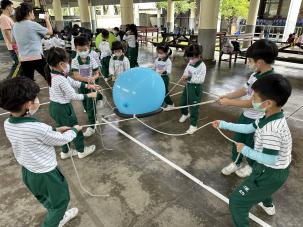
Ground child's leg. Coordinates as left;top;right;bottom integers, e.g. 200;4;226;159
180;84;189;116
101;56;111;78
79;85;96;129
128;47;137;68
22;167;70;227
162;75;174;105
188;84;202;126
68;104;85;152
229;164;289;227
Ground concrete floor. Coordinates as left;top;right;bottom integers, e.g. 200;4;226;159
0;41;302;227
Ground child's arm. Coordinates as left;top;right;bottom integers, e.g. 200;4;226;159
124;57;130;70
213;120;256;134
166;59;172;75
220;87;247;99
219;98;253;108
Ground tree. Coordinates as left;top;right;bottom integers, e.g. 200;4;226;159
156;0;196;15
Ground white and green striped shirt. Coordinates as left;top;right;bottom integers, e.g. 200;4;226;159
253;112;292;169
154;57;172;75
109;55;130;77
4;117;78;173
183;60;206;84
71;55;99;78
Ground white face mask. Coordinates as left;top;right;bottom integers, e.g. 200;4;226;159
28;97;40;115
115;52;123;57
158;53;166;59
61;63;70;76
78;50;89;58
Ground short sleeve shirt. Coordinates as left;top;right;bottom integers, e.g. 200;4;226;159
71;55;99;77
0;14;14;50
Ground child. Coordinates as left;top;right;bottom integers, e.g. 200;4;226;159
98;29;112;81
109;41;130;81
72;36;103;137
0;77;80;227
46;47;97;159
123;24;139;68
86;35;101;69
154;43;174;111
213;74;292;227
179;44;206;134
218;40;278;178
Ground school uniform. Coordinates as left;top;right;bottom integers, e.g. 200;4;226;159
98;40;112;79
231;69;275;166
89;49;101;68
123;34;138;68
4;116;78;226
109;54;130;80
71;56;102;129
180;60;206;126
220;112;291;227
154;57;174;106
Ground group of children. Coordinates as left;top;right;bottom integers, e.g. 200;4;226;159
0;35;294;227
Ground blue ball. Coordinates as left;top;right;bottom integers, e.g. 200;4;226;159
113;67;165;115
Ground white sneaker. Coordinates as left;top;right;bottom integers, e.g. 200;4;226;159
258;202;276;216
163;104;175;111
58;207;79;227
104;77;109;82
221;162;242;175
83;127;96;137
97;100;105;109
186;125;198;134
78;145;96;159
179;114;190;123
235;165;252;178
60;149;78;160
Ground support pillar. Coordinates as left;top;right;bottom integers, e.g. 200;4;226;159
189;2;196;31
198;0;220;61
244;0;260;47
157;9;161;27
78;0;91;29
52;0;64;32
90;6;97;33
34;0;40;7
120;0;134;25
167;0;174;32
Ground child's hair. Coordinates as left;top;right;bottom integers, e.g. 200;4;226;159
185;44;203;58
113;27;119;32
252;74;292;107
74;35;90;47
156;43;172;56
128;24;138;39
102;29;109;39
112;41;124;52
246;39;278;64
0;77;40;112
15;2;33;22
1;0;13;10
45;47;69;86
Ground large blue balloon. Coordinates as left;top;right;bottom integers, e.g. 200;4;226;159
113;67;165;115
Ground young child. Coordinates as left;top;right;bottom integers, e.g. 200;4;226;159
86;34;101;69
179;44;206;134
154;44;174;111
0;77;80;227
123;24;139;68
109;41;130;81
46;47;97;159
72;36;103;137
98;29;112;81
218;40;278;178
213;74;292;227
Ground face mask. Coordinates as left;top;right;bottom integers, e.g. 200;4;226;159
78;50;89;58
158;53;166;59
62;63;70;76
248;62;257;71
28;97;40;115
252;100;267;113
113;31;118;35
189;58;199;65
115;52;123;57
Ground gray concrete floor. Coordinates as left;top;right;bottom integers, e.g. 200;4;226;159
0;41;302;227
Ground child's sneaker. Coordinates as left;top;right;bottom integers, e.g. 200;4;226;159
97;100;105;110
163;104;175;111
258;202;276;216
186;125;198;134
235;165;252;178
58;207;79;227
179;114;190;123
83;127;96;137
221;162;242;175
78;145;96;159
104;77;109;82
60;149;78;160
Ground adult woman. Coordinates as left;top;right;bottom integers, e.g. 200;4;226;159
12;2;52;80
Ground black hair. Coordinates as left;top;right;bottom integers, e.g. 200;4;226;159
246;39;278;64
102;29;109;39
127;24;138;39
113;27;119;31
45;47;69;86
185;44;203;58
0;77;40;112
1;0;13;10
15;2;33;22
112;41;124;51
74;35;90;47
156;43;172;56
252;74;292;107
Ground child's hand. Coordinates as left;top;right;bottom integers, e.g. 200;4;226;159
87;84;100;90
157;69;165;74
181;75;188;81
236;143;245;153
212;120;221;129
56;126;71;133
219;97;232;106
87;91;97;98
87;77;95;84
73;125;83;132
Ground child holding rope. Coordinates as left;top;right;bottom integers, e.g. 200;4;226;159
179;44;206;134
109;41;130;81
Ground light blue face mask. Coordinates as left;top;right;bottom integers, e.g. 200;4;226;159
78;51;89;58
252;100;267;113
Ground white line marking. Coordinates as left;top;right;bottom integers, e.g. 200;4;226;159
102;118;272;227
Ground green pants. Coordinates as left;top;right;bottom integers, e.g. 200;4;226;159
232;113;255;166
127;44;138;68
79;82;103;129
49;101;84;153
22;167;70;227
101;56;111;78
229;163;289;227
180;83;202;126
162;74;173;105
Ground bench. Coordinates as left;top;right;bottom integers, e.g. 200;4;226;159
137;27;159;46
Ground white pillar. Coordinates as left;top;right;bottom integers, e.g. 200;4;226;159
217;11;221;32
52;0;64;32
157;8;161;27
283;0;303;41
134;4;140;25
90;6;96;33
78;0;91;29
167;0;174;32
120;0;134;25
189;3;196;31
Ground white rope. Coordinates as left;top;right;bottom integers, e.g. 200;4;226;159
162;99;217;111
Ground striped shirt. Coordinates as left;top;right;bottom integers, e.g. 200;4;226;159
90;49;101;67
123;34;137;48
109;55;130;77
98;40;112;59
154;57;172;75
71;55;99;78
183;60;206;84
243;69;274;119
4;116;78;173
49;70;87;104
253;112;292;169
